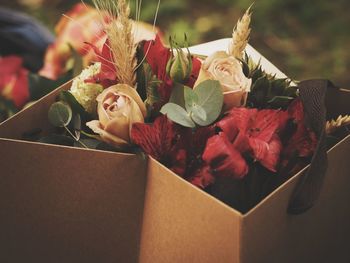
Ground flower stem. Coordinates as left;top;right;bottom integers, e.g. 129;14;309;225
64;126;88;149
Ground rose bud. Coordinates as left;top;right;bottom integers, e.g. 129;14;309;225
166;49;192;83
194;51;252;110
86;84;147;148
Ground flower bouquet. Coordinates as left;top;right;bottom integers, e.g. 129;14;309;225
1;1;350;262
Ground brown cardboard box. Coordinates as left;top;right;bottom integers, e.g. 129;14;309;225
0;82;148;263
0;40;349;262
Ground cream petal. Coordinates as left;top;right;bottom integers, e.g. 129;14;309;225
86;120;129;147
193;67;214;88
223;90;247;110
104;114;130;142
110;84;147;117
128;98;145;133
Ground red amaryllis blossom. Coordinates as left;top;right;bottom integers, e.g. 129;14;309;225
0;56;29;108
143;34;172;102
202;107;288;179
143;35;201;103
131;115;187;176
203;133;249;179
283;98;317;158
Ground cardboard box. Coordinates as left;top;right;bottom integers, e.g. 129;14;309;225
1;39;349;262
0;81;147;262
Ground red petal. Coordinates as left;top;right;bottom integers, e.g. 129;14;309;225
0;56;29;108
170;149;187;177
250;109;281;142
202;133;248;179
259;135;282;172
11;68;29;108
131;115;175;159
143;34;173;102
0;56;22;75
188;165;215;189
283;98;318;158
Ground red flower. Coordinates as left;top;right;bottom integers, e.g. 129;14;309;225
143;35;172;102
85;39;118;88
216;108;287;172
0;56;29;108
188;165;215;189
202;133;249;179
283;99;317;158
40;3;109;79
143;35;202;103
131;115;187;176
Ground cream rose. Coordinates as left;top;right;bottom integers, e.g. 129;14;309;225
86;84;146;148
194;51;252;109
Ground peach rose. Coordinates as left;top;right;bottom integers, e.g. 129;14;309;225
194;51;252;109
86;84;146;147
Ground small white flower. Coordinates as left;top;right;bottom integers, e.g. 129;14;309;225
69;63;103;114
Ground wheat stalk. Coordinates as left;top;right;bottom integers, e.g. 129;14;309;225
326;115;350;134
228;5;253;59
93;0;137;87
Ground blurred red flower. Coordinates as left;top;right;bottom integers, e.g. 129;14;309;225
39;3;108;80
0;56;29;108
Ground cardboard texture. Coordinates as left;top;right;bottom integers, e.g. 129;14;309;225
0;82;148;263
0;39;349;262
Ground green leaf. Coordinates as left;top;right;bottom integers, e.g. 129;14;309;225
191;105;207;125
184;86;198;112
59;91;90;120
192;80;223;126
39;134;75;146
28;71;72;101
74;138;101;149
250;76;270;108
169;83;186;108
48;101;72;127
73;114;81;140
160;102;195;128
267;96;294;108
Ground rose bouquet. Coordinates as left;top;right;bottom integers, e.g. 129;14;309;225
30;1;350;213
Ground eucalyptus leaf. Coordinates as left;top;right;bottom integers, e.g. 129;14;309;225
193;80;223;126
160;102;195;128
48;101;72;127
184;86;198;112
191;105;207;125
59;91;90;120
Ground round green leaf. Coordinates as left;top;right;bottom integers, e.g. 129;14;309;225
48;101;72;127
191;105;207;125
184;86;198;112
160;103;195;128
193;80;223;126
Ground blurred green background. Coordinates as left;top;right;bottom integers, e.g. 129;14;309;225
2;0;350;86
